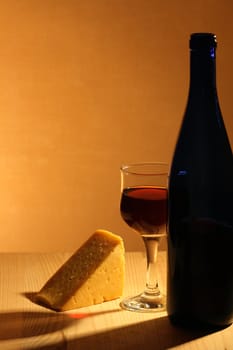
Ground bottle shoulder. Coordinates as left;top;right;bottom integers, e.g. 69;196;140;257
172;98;232;160
170;122;233;184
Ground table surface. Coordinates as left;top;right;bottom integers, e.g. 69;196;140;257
0;251;233;350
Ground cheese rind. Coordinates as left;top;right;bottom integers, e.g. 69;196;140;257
36;229;125;311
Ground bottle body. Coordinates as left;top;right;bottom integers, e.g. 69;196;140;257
167;33;233;329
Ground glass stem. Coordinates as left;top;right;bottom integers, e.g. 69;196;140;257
142;237;160;296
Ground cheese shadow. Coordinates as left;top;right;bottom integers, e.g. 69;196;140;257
0;308;121;341
0;311;73;340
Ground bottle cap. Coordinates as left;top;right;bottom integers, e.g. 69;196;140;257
190;33;217;50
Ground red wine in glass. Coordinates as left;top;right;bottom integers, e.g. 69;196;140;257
120;186;167;236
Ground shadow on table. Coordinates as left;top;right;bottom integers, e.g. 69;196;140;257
2;311;224;350
64;315;223;350
0;291;229;350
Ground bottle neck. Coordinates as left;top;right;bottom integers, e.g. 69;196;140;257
189;48;217;94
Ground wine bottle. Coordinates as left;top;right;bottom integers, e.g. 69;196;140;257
167;33;233;329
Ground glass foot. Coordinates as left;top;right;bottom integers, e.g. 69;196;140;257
120;292;166;312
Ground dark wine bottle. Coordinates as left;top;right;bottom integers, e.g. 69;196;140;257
167;33;233;329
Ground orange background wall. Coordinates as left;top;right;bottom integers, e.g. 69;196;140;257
0;0;232;252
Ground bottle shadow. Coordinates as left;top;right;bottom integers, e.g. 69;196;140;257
65;315;222;350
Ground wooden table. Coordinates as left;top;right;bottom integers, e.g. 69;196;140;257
0;251;232;350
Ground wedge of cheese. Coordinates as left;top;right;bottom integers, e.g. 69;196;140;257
36;229;125;311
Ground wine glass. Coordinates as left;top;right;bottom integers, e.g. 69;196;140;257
120;162;168;312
